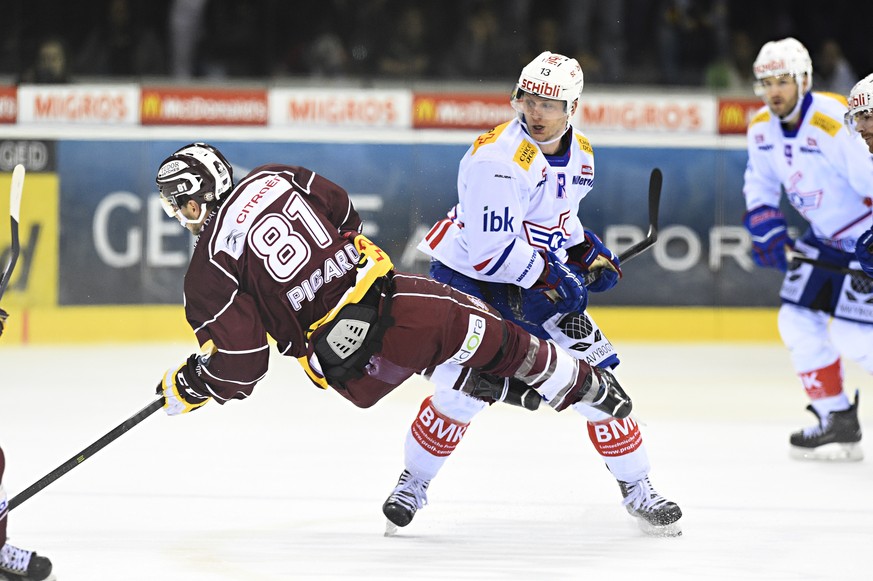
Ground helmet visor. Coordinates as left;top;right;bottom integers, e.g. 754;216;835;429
845;109;873;133
511;90;570;120
753;74;797;98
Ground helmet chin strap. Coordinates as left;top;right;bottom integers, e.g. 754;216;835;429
175;202;210;233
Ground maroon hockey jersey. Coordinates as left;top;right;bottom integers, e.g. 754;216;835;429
182;164;363;403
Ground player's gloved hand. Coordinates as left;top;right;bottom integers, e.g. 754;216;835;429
539;251;588;314
156;354;212;416
743;205;793;272
855;228;873;277
567;230;622;292
0;307;7;338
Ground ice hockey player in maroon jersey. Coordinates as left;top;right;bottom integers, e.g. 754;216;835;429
0;447;53;581
153;143;632;464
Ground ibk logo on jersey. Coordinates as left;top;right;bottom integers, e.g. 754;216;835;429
482;206;515;232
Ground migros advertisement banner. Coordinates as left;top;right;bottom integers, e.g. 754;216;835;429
17;84;139;125
269;88;411;128
574;94;717;133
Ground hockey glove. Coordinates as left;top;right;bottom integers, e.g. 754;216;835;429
856;228;873;277
743;205;793;272
567;229;622;293
0;307;7;338
539;251;588;314
157;354;212;416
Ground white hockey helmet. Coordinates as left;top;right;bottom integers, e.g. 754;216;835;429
845;72;873;132
512;51;583;119
156;142;233;225
752;37;813;96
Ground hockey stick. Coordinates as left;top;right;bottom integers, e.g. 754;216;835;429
0;164;25;301
786;249;871;279
544;167;662;302
8;396;165;512
583;167;662;285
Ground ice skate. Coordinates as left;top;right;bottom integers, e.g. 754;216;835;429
618;477;682;537
0;543;53;581
790;390;863;462
382;469;429;535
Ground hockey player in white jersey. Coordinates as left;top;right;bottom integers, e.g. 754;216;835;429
846;73;873;277
382;51;682;537
742;38;873;461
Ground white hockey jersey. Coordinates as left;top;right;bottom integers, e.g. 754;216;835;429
418;118;595;289
744;92;873;250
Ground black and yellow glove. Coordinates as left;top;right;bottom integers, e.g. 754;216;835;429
156;354;212;415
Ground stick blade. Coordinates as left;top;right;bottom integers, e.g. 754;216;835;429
647;168;662;235
10;163;25;222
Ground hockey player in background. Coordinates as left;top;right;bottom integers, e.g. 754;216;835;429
1;239;54;581
0;448;53;581
846;73;873;277
153;144;633;491
381;51;682;537
0;336;54;580
742;38;873;461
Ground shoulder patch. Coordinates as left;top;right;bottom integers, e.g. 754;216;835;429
513;139;539;170
810;111;841;137
749;110;771;126
575;133;593;155
472;121;511;155
816;91;849;107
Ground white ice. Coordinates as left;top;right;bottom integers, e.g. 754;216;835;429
1;342;871;581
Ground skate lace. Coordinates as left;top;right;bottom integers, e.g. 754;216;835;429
387;470;429;512
800;413;830;439
621;477;669;513
0;543;32;574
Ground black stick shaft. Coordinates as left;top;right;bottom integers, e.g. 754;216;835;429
8;397;164;512
584;167;662;285
787;251;870;278
0;212;21;302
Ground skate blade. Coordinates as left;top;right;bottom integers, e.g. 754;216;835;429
790;442;863;462
384;520;399;537
637;519;682;538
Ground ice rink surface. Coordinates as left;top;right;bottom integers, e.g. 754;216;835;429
1;341;871;581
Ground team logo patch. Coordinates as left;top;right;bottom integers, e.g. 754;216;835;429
524;211;571;251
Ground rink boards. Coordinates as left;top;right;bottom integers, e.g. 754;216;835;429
0;128;786;343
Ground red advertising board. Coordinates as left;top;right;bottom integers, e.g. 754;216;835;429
717;98;764;134
412;93;513;130
0;86;16;124
141;87;268;126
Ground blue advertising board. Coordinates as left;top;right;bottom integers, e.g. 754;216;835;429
54;138;788;307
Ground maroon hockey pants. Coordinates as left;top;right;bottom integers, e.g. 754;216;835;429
332;272;534;408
